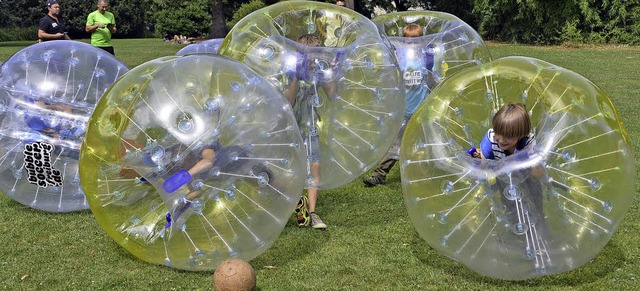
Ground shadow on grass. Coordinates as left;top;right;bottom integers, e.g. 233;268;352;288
410;231;626;287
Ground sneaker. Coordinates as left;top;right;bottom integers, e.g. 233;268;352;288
363;176;386;187
310;212;327;229
295;196;310;228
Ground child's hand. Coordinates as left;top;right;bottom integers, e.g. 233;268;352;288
467;147;482;159
530;165;545;179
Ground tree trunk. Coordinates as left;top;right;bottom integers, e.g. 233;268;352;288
344;0;354;9
210;0;227;38
394;0;410;11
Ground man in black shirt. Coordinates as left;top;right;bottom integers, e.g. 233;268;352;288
38;0;71;41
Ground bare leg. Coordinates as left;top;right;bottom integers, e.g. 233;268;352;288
186;190;201;201
188;148;215;176
182;148;216;201
307;162;320;213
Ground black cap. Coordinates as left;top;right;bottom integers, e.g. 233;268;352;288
47;0;58;7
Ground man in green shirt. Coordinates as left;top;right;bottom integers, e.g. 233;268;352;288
85;0;116;55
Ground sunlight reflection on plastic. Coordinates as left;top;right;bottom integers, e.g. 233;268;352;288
0;40;128;212
219;1;404;189
79;54;306;271
400;56;634;280
176;38;224;56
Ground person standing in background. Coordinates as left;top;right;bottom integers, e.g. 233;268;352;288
38;0;71;42
363;24;432;187
85;0;116;55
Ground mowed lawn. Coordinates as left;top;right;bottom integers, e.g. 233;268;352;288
0;39;639;290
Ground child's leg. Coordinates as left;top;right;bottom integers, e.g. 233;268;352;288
188;148;215;176
372;157;397;179
307;162;320;213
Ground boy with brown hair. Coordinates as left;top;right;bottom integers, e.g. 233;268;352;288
472;102;535;160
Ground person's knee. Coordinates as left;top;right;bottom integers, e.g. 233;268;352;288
201;148;215;161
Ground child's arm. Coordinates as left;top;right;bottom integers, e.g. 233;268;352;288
321;51;345;99
468;131;493;159
478;131;494;159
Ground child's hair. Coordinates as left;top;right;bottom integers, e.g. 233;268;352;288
492;103;531;138
402;23;423;37
297;34;321;47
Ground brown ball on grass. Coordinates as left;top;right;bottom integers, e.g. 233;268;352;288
213;259;256;291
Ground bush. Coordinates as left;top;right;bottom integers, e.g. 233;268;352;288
557;20;584;47
155;0;212;37
0;26;39;42
227;0;265;29
472;0;640;45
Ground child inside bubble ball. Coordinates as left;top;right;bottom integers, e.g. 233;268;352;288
23;97;85;148
471;103;535;160
284;34;341;229
470;103;548;237
160;141;273;228
363;23;435;187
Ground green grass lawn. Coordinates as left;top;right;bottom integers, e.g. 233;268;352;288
1;39;639;289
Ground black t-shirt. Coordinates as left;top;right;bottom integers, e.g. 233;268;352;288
38;15;67;41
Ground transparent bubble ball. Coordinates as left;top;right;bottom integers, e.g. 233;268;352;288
79;54;306;271
0;40;128;212
219;1;404;189
176;38;224;56
400;56;634;280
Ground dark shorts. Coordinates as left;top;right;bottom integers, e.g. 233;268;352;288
97;46;115;55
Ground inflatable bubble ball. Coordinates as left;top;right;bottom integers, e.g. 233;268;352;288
219;0;404;189
79;54;307;271
400;56;634;280
176;38;224;56
369;11;492;160
0;40;128;212
373;10;492;97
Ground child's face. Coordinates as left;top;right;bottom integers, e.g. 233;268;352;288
494;134;519;154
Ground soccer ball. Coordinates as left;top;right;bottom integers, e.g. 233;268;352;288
213;259;256;291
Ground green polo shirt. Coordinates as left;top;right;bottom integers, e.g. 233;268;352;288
86;10;115;47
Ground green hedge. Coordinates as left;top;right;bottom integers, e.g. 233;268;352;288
473;0;640;45
0;26;39;42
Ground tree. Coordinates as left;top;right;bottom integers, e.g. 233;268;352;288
471;0;640;44
0;0;47;29
46;0;93;38
110;0;151;37
210;0;227;38
155;0;212;37
430;0;476;27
